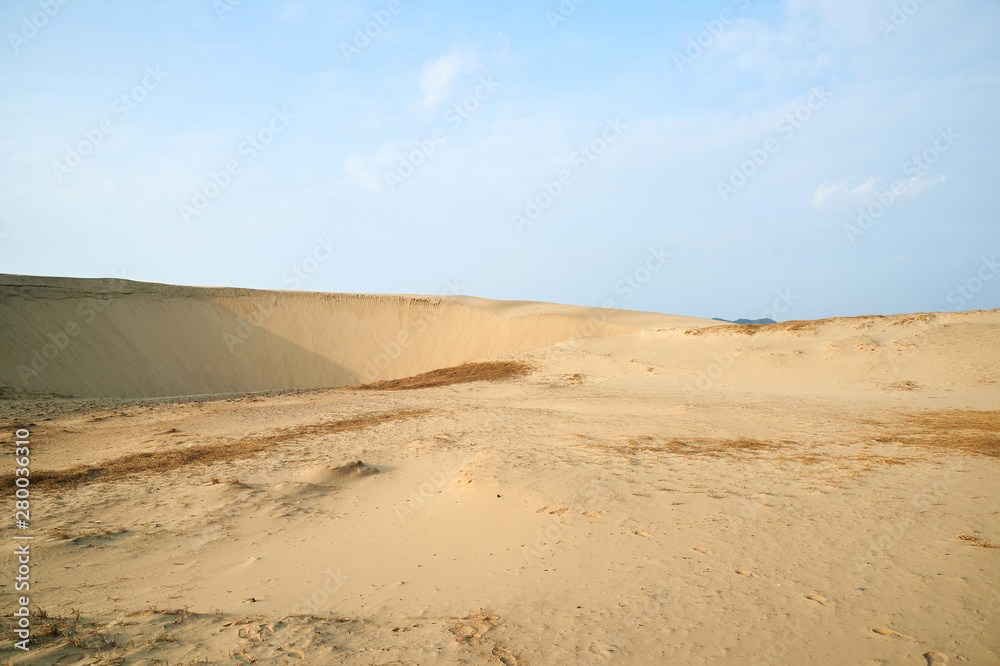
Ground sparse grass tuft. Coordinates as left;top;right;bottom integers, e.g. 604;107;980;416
957;534;1000;548
0;409;430;491
49;525;129;540
866;410;1000;458
356;361;532;391
595;435;782;459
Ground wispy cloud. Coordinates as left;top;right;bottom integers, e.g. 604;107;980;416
811;174;945;210
417;48;479;111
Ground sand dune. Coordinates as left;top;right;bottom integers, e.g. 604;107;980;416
1;278;998;664
0;275;712;398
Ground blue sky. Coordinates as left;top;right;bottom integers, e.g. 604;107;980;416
1;0;998;320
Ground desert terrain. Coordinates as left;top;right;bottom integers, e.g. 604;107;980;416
1;275;998;664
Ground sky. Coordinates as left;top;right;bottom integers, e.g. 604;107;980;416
1;0;998;321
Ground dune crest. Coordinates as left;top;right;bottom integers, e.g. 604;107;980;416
0;275;712;398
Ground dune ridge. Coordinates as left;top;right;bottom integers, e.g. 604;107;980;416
0;275;712;399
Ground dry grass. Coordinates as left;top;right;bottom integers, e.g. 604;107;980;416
957;534;1000;548
0;607;194;661
2;409;429;491
685;312;939;337
599;435;783;458
587;436;919;480
686;319;830;336
50;525;129;540
356;360;532;391
868;410;1000;458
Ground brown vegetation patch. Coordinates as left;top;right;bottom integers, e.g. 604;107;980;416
686;319;834;336
686;312;941;337
2;410;429;491
868;410;1000;458
585;437;917;476
50;525;129;541
1;607;193;656
957;534;999;548
356;361;532;391
602;435;783;458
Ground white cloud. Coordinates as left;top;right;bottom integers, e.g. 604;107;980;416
417;48;479;111
495;32;511;64
811;174;945;210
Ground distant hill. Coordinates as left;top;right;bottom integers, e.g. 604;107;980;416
712;317;777;325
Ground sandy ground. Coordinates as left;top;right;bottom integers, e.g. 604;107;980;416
1;279;998;664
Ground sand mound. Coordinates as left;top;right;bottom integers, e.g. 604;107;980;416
295;461;380;485
0;275;712;398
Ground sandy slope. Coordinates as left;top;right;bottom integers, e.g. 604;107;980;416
0;275;712;398
0;280;998;665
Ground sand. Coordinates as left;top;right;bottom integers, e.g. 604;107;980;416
0;275;706;398
1;276;998;664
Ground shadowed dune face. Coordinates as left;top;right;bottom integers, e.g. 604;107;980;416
0;275;708;399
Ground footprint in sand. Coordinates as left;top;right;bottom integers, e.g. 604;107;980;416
805;594;834;607
735;570;759;578
491;645;519;665
449;613;499;646
923;651;949;665
872;627;915;641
